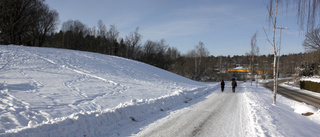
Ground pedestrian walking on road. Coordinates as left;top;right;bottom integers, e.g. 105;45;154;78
232;78;237;93
221;80;225;92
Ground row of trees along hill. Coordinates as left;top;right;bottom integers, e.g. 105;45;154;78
1;0;319;82
45;19;214;81
46;19;320;81
45;20;181;70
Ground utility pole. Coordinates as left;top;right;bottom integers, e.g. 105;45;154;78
275;27;289;99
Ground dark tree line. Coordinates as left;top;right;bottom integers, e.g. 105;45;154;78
1;0;319;82
44;19;181;70
0;0;58;46
0;8;214;81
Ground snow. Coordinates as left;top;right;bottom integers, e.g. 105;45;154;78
300;76;320;83
280;81;320;98
293;103;318;115
135;82;320;137
135;82;253;137
244;83;320;136
0;45;319;136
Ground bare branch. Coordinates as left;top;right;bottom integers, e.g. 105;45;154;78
263;27;273;46
303;26;320;51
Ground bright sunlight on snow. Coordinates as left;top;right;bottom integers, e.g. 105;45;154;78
0;45;319;136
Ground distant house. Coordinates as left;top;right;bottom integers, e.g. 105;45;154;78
227;66;264;81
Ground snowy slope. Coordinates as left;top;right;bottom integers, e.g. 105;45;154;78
0;45;215;136
0;45;320;137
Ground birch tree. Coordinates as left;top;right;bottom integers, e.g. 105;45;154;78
187;41;209;80
250;32;258;86
267;0;320;105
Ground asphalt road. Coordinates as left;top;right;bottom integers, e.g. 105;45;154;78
263;80;320;108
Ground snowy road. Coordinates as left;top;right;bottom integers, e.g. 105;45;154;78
264;80;320;108
136;83;252;137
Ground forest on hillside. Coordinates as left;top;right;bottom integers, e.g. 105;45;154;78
1;0;319;81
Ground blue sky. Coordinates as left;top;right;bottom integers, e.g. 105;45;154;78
45;0;307;56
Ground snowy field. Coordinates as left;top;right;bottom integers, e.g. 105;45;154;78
0;45;319;136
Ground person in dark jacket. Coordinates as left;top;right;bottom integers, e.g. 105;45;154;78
231;78;237;93
220;80;225;92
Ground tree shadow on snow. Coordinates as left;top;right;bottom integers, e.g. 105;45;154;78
6;83;36;92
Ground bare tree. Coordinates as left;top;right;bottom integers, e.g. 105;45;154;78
196;41;209;59
186;41;209;80
186;49;198;79
166;47;180;60
143;40;158;57
303;26;320;51
106;24;119;42
250;32;259;86
267;0;320;105
62;20;87;34
61;20;88;50
303;26;320;75
97;20;107;38
196;41;209;74
107;24;120;55
125;27;142;59
141;39;168;68
0;0;58;45
96;20;107;53
31;4;59;47
267;0;279;105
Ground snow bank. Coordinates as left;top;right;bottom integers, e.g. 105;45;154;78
280;82;320;98
300;76;320;83
293;103;318;115
244;82;320;136
2;86;216;137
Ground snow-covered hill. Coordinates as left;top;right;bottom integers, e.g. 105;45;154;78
0;45;319;137
0;45;215;136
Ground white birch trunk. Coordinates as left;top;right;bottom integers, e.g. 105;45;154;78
272;0;279;105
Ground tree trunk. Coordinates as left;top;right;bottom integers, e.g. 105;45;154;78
272;0;279;105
